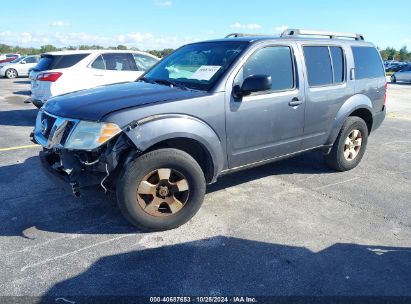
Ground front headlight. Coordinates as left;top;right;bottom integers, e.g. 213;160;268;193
64;121;122;150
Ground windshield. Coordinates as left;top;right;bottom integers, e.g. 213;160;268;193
143;41;248;91
10;56;26;63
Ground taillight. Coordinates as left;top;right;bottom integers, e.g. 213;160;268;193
384;82;387;105
37;72;62;82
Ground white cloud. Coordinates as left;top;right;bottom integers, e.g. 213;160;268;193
51;20;69;27
274;25;288;34
230;22;262;30
154;0;172;7
0;30;198;50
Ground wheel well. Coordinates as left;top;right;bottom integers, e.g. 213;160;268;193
349;108;373;134
145;138;214;183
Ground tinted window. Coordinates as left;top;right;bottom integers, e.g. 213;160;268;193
35;54;89;71
91;55;106;70
102;53;137;71
240;46;294;91
133;54;158;71
352;46;384;79
330;47;344;83
303;46;333;86
24;56;39;64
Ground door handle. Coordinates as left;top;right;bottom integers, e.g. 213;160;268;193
288;97;303;107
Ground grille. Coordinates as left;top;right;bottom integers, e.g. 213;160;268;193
60;121;75;145
42;112;56;138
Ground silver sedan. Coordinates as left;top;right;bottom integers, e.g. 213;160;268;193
0;55;40;78
391;65;411;84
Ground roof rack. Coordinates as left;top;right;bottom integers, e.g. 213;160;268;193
225;33;269;38
281;29;364;41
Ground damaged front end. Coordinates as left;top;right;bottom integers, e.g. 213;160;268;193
32;110;137;197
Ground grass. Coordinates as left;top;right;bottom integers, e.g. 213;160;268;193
386;72;394;76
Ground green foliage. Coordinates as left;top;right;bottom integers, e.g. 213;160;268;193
0;43;175;58
379;46;411;61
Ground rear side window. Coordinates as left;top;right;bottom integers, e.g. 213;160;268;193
303;46;345;86
352;47;384;79
240;46;294;92
102;53;137;71
330;47;344;83
35;54;89;71
91;55;106;70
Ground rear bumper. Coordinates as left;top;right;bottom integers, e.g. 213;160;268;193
371;105;386;132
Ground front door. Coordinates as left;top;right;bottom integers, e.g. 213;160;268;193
226;43;305;168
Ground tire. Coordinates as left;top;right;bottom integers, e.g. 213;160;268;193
5;68;18;79
390;75;396;83
117;148;206;231
324;117;369;172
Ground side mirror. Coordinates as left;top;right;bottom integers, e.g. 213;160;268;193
20;61;26;64
233;74;272;98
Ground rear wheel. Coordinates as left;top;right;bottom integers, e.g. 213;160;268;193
324;117;368;171
5;69;17;79
117;148;206;231
390;75;396;83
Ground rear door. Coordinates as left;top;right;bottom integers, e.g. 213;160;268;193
225;42;305;168
299;44;354;149
88;53;141;87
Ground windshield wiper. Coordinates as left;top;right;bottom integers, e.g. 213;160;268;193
140;77;188;90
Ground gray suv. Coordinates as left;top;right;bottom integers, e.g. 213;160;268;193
32;29;386;231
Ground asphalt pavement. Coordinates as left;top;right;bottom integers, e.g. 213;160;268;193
0;78;410;300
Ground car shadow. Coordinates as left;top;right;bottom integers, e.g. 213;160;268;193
13;80;31;84
38;236;411;299
207;151;332;194
13;90;31;96
0;108;38;126
0;151;332;237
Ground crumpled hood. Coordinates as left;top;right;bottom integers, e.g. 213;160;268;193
43;81;207;121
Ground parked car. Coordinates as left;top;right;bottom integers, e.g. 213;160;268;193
386;63;408;72
0;53;20;64
391;65;411;83
29;50;159;108
32;29;386;231
0;55;40;78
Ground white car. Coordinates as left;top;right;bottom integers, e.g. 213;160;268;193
29;50;159;108
0;55;40;78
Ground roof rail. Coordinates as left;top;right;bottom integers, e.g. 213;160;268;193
225;33;269;38
281;29;364;41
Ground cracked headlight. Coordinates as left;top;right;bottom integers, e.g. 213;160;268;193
65;121;122;150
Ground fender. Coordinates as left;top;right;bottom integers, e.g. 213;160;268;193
124;114;225;181
325;94;373;146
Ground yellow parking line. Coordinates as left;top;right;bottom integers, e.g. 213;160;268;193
0;144;40;152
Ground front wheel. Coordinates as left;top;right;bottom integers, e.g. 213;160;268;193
117;148;206;231
390;75;396;83
5;68;18;79
324;117;369;171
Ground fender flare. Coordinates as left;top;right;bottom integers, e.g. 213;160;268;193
124;114;225;181
325;94;373;146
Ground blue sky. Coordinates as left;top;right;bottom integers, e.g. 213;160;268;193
0;0;410;50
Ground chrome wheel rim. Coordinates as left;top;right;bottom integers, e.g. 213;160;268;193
6;69;16;78
343;129;362;161
136;168;189;217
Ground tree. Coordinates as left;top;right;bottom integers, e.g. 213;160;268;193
117;44;127;50
398;46;410;62
39;44;58;53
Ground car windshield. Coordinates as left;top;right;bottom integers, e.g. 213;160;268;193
142;41;249;91
10;56;25;63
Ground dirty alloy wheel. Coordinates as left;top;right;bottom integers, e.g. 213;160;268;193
5;69;18;79
390;75;396;83
117;148;206;231
324;116;368;171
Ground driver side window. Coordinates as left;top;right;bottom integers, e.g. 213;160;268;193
236;46;295;93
